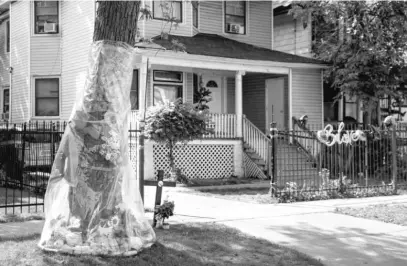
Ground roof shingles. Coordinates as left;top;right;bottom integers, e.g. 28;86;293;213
151;33;327;65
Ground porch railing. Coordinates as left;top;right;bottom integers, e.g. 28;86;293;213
131;111;238;139
204;113;237;139
243;115;271;162
291;117;321;161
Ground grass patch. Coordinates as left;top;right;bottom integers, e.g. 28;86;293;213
335;204;407;226
0;212;44;223
0;223;323;266
179;187;276;204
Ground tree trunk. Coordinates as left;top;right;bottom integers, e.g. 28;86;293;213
94;1;140;45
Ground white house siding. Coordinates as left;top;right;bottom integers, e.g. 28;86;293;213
10;1;30;123
273;13;311;57
0;17;10;117
143;0;192;39
291;68;323;127
199;1;272;49
30;37;61;76
60;0;94;120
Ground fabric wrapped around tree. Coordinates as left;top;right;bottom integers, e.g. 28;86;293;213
38;41;156;256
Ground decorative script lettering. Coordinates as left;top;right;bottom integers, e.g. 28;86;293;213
317;122;366;146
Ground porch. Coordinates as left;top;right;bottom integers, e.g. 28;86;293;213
131;33;327;180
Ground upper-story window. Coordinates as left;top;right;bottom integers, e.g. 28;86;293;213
34;1;59;34
192;1;198;28
224;1;246;35
153;1;183;23
153;70;183;105
5;20;9;53
35;78;59;117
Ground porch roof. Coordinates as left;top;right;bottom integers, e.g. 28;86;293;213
149;33;327;66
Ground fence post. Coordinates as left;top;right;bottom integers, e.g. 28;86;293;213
270;122;277;197
20;123;26;190
138;122;145;202
51;122;55;164
391;127;397;193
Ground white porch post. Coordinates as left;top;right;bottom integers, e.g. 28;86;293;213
138;57;148;120
338;92;344;121
235;70;245;138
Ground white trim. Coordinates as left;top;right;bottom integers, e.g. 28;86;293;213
31;0;61;37
31;75;61;120
148;54;290;75
141;49;329;70
265;79;269;131
288;68;293;130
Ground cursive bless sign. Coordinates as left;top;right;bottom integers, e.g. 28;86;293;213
317;122;366;146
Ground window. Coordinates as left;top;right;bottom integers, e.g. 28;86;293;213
34;1;59;34
153;70;183;104
35;78;59;116
130;70;139;110
224;1;246;35
153;1;182;23
3;89;9;114
192;1;198;28
5;20;9;53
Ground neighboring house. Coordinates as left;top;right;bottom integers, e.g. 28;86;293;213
0;0;328;180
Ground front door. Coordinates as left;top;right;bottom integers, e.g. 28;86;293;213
266;78;285;129
202;75;223;113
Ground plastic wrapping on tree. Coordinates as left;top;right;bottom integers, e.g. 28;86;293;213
38;41;156;256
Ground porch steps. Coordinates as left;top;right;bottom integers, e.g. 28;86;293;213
243;143;268;179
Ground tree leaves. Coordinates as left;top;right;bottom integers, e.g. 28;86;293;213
292;1;407;104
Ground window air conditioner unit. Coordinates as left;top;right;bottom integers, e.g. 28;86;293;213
227;24;241;34
44;23;57;33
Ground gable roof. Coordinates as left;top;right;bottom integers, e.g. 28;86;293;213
150;33;327;66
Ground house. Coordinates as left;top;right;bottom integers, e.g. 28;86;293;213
0;0;329;181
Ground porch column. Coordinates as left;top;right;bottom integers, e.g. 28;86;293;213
235;70;245;138
138;57;148;120
338;92;344;122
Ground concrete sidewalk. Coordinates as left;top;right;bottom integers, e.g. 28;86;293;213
145;188;407;266
2;189;407;266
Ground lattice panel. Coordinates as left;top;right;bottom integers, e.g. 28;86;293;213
153;144;234;179
244;152;268;179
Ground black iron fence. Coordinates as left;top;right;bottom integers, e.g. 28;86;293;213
0;121;140;214
270;120;407;199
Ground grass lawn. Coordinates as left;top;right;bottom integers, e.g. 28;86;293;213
335;204;407;226
0;223;323;266
181;187;276;204
182;188;277;204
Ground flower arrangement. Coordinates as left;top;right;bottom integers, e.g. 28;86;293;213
155;200;175;229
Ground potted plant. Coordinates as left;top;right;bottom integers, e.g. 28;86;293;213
143;96;213;182
155;200;175;229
